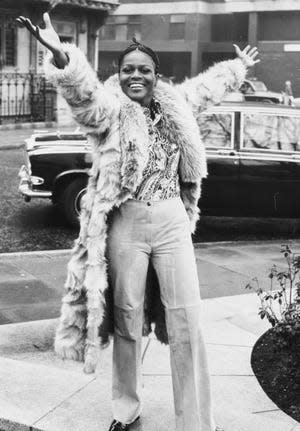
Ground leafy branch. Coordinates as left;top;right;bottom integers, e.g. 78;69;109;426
246;245;300;328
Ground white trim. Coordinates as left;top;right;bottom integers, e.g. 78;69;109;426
284;44;300;52
114;0;300;16
29;149;90;156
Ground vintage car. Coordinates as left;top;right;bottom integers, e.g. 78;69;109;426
18;101;300;226
239;78;285;104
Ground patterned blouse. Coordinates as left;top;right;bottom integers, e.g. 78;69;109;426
133;100;180;201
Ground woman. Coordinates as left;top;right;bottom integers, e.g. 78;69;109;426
17;12;259;431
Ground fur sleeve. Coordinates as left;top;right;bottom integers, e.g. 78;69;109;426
44;43;117;134
177;58;247;112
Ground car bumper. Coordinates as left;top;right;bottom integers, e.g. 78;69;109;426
18;165;52;199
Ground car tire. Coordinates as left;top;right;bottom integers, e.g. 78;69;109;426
59;177;87;227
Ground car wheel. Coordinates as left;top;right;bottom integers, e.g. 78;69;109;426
59;178;87;227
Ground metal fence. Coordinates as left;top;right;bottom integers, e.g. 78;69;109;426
0;73;56;124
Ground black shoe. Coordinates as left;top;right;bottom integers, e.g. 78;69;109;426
108;416;140;431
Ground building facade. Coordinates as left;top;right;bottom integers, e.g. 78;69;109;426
98;0;300;96
0;0;119;124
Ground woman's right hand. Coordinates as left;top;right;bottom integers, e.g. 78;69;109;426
16;12;69;69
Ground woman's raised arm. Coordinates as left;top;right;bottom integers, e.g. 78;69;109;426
16;13;116;133
177;45;260;113
16;13;68;68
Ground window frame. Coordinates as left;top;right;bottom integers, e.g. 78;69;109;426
169;15;185;40
52;20;76;44
100;15;141;41
240;110;300;155
199;111;235;150
0;13;17;68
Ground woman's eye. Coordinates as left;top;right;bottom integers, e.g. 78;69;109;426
121;67;132;73
141;68;151;74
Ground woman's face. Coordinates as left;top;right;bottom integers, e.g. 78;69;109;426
119;50;157;107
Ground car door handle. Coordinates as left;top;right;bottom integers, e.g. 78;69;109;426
217;150;237;156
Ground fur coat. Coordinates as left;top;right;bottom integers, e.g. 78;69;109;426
44;43;247;373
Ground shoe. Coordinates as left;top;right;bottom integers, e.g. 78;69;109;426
108;416;140;431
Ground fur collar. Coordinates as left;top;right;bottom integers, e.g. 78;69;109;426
105;74;207;189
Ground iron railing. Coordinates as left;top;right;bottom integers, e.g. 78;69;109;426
0;72;56;124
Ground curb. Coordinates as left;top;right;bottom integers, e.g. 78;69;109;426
0;121;57;131
0;249;71;258
0;143;25;151
0;239;297;257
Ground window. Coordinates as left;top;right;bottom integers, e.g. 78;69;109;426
242;113;300;152
127;15;142;40
0;16;17;67
169;15;185;40
211;13;248;42
259;12;300;41
100;16;141;41
53;21;76;43
198;112;234;148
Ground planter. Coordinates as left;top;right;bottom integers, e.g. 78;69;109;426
251;326;300;422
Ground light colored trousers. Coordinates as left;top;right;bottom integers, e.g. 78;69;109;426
107;197;215;431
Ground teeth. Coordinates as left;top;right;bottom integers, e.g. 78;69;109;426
130;84;144;89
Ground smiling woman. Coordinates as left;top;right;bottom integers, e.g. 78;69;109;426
16;10;260;431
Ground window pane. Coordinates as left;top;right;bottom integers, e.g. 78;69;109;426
114;16;129;24
170;15;185;23
198;113;232;148
129;15;141;24
259;12;300;41
5;23;16;66
59;36;74;43
169;22;185;40
243;114;300;152
127;24;141;40
100;25;116;40
115;25;127;41
211;13;248;42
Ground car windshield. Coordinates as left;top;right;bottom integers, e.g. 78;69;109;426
251;81;267;91
242;113;300;152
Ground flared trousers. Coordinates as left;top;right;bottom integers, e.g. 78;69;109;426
107;197;215;431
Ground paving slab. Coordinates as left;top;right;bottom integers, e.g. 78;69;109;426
207;344;253;376
211;375;298;431
196;259;250;298
0;357;95;427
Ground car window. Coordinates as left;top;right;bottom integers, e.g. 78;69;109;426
198;113;233;149
242;113;300;152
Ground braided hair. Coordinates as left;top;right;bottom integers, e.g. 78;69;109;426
118;38;160;74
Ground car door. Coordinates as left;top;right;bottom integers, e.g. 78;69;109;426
238;108;300;217
198;109;240;215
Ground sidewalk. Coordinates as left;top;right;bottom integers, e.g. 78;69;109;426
1;241;300;431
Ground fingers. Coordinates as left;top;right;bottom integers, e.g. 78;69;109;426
16;17;25;28
248;46;258;56
16;16;38;37
233;44;241;55
43;12;53;29
242;45;251;55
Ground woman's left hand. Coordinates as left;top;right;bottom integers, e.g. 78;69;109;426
233;44;260;67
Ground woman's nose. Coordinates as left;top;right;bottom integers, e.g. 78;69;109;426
131;69;142;79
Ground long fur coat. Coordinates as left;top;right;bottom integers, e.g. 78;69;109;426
44;43;247;373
